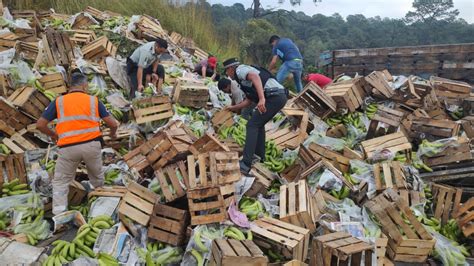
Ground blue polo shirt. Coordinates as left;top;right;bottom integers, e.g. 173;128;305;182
272;38;303;62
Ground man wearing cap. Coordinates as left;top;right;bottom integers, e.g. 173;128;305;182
268;35;304;93
194;56;218;80
36;72;119;215
127;38;168;99
222;58;288;174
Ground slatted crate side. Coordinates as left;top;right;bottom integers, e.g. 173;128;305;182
313;189;339;222
364;189;435;263
176;85;209;108
69;29;97;45
118;181;158;226
84;6;109;21
373;161;407;192
133;96;174;124
365;71;395;99
81;36;117;60
154;161;187;202
2;133;37;153
453;197;474;238
72;13;97;29
7;86;50;120
369;105;405;130
146;133;183;170
432;184;462;225
430;76;472;98
279;180;316;232
360;132;412;161
189;133;229;156
187;186;226;225
250;217;310;261
312;231;374;266
307;143;350;173
395;189;425;207
246;163;277;197
210;239;268;266
375;237;389;266
148;202;190;246
267;108;309;150
0;154;27;187
325;82;360;112
43;29;75;66
88;186;128;199
424;137;472;166
220;183;236;208
409;117;460;140
293;82;337;119
211;109;234;131
39;73;67;94
209;151;240;185
15;41;39;61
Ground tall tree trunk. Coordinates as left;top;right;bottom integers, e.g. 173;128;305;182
253;0;260;18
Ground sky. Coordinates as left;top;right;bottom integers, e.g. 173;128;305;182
207;0;474;23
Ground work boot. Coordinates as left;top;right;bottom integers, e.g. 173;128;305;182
239;160;251;176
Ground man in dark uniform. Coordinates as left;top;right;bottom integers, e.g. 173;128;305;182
222;58;288;174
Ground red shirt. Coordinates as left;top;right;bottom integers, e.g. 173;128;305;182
307;73;332;88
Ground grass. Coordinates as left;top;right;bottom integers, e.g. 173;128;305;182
7;0;239;61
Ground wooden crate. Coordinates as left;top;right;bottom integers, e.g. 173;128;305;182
280;180;317;232
1;131;37;153
82;36;117;61
187;152;240;188
118;181;158;226
453;197;474;238
364;189;436;262
423;137;472;166
173;80;209;108
7;87;50;120
211;109;234;132
373;161;407;192
375;237;389;266
313;189;340;222
365;71;395;99
291;82;336;119
68;180;86;206
133;96;174;125
42;29;75;67
193;47;209;62
431;184;462;225
360;132;412;161
396;189;425;207
187;186;226;225
220;183;236;209
39;73;67;94
325;81;362;112
246;163;277;197
154;161;187;202
88;186;128;198
419;161;474;183
102;127;144;150
148;203;190;246
0;74;14;98
15;41;38;61
250;217;310;261
189;133;229;156
72;12;97;29
307;143;350;173
0;154;27;187
209;239;268;266
283;260;307;266
84;6;110;21
281;145;321;182
266;107;308;150
135;15;167;41
431;76;471;103
366;105;405;139
311;232;373;266
69;29;97;45
0;32;20;51
408;117;460;140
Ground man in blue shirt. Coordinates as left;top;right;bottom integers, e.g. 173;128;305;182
268;35;304;93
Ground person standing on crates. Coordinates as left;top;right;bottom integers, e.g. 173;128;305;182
222;58;288;175
36;72;119;215
267;35;304;93
126;38;168;99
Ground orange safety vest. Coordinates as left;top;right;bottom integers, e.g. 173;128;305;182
55;92;101;147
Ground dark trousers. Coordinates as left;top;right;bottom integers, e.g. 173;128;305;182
242;93;287;167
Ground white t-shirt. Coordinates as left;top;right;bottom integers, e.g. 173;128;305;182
236;65;284;90
230;80;245;104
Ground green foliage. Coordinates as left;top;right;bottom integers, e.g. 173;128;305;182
240;19;276;65
405;0;460;24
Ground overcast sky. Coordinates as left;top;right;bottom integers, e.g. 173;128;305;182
208;0;474;23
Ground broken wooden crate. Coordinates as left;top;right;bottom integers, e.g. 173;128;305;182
15;41;38;61
365;189;435;262
69;29;97;45
187;186;226;225
189;133;230;156
291;82;336;119
280;179;317;232
407;117;460;141
102;127;144;150
431;183;462;225
209;239;268;266
154;161;188;202
419;160;474;183
187;152;240;188
211;109;234;132
148;203;190;246
246;163;277;197
311;231;374;266
307;143;350;173
366;105;405;139
423;137;472;167
361;132;412;161
0;129;37;154
42;29;75;67
266;107;309;150
0;74;14;97
88;186;128;199
72;12;97;29
430;76;471;104
325;80;364;112
373;161;407;192
281;144;321;182
133;96;174;125
0;153;27;187
453;197;474;238
68;180;86;206
7;86;50;120
173;77;209;108
395;189;425;207
313;189;341;222
365;70;395;99
250;217;310;261
39;73;67;94
118;181;158;226
81;36;117;61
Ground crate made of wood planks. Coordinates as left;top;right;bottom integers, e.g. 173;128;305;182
118;181;158;226
423;137;472;167
209;239;268;266
186;152;240;188
69;29;97;46
148;203;190;246
189;133;229;156
7;86;50;120
187;186;226;225
430;76;471;104
291;82;336;119
15;41;38;61
39;73;67;94
173;77;209;108
72;12;97;29
0;153;27;187
133;96;174;125
280;179;317;232
361;132;412;161
373;161;407;192
81;36;117;61
42;29;75;67
266;107;308;150
154;161;187;203
325;79;364;112
365;70;395;99
407;117;460;141
431;183;462;225
453;197;474;238
246;163;277;197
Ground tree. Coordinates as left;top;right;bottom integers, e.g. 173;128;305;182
252;0;322;17
405;0;459;24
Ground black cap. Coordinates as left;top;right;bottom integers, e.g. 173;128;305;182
222;58;240;69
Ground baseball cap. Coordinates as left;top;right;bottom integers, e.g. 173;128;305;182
208;57;217;69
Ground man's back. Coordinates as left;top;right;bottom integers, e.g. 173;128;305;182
307;73;332;88
272;38;302;62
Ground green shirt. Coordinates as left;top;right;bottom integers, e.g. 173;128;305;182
129;41;158;68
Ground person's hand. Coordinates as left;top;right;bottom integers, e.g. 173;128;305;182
151;73;159;81
257;98;266;114
137;84;144;92
225;105;235;112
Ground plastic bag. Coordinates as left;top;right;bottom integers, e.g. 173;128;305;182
344;124;366;148
208;83;231;108
9;60;35;85
361;207;382;238
0;192;39;212
416;137;459;159
257;193;279;217
89;74;108;99
309;116;329;135
14;218;51;240
0;48;15;68
425;226;469;266
183;225;224;265
228;200;250;228
303;132;345;151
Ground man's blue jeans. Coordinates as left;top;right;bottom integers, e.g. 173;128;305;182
276;60;303;93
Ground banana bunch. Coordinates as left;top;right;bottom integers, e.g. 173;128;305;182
224;226;252;241
0;144;11;155
329;186;351;200
0;211;10;230
88;85;107;102
218;126;232;140
342;112;365;131
449;107;464;120
14;219;49;246
147;242;165;253
42;90;57;101
70;203;90;217
325;114;343;127
266;249;285;263
73;215;115;249
267;179;282;194
118;147;128;156
149;180;161;194
394;152;407;163
144;86;154;96
176;104;191;115
14;205;44;225
2;179;30;197
423;185;433;213
104;169;121;185
272;113;285;123
190;249;204;266
343;172;359;185
440;219;462;242
432;241;469;266
105;103;124;121
365;103;378;119
45;239;95;264
227;117;247;146
418;215;441;231
419;139;444;157
191;110;207;122
239;196;265;221
97;252;120;266
263;141;288;173
137;244;182;266
411;152;433;172
41;159;56;173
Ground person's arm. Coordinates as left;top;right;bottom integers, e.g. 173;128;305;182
136;67;144;91
268;55;278;72
247;72;266;113
102;116;119;139
36;117;58;143
201;66;207;78
228;98;252;112
152;60;159;74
